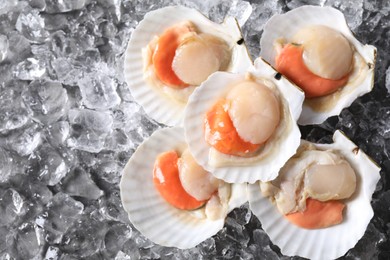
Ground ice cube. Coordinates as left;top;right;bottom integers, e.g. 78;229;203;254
207;0;232;24
0;226;12;253
247;1;282;34
93;153;122;184
60;210;107;257
13;58;46;80
6;32;31;62
69;108;113;135
227;0;252;27
46;121;70;147
112;102;142;130
345;223;386;259
0;188;26;226
103;222;132;256
22;79;68;124
0;148;12;183
28;144;68;186
67;109;113;153
28;0;46;11
15;9;49;43
6;124;42;157
78;73;121;110
0;35;8;63
228;203;252;226
37;192;84;244
104;129;133;152
45;0;90;14
197;237;216;256
325;0;363;30
0;0;18;15
42;13;69;31
98;191;129;223
61;167;104;200
286;0;326;9
43;246;60;260
121;238;141;259
0;99;29;132
9;174;54;207
225;216;250;247
13;222;41;259
247;244;280;260
51;57;84;86
173;246;202;259
115;251;131;260
117;83;134;102
242;0;282;58
101;21;118;39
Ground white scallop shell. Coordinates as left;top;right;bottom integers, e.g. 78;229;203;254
124;6;253;126
248;130;381;260
120;127;248;249
184;58;304;184
260;6;376;125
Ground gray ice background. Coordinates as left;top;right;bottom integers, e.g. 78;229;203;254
0;0;389;259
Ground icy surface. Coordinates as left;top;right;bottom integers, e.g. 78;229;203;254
0;0;389;259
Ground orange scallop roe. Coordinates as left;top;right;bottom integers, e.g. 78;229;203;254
285;198;345;229
204;98;262;156
153;150;205;210
152;24;193;88
275;44;349;98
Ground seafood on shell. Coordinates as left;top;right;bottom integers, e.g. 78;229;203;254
260;6;376;125
124;6;252;126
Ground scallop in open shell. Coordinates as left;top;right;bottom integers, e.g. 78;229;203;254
248;130;381;260
124;6;252;126
260;6;376;125
120;127;247;249
184;58;304;184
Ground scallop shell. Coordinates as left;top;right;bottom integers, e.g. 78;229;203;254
248;130;381;260
120;127;248;249
184;58;304;184
260;6;376;125
124;6;253;126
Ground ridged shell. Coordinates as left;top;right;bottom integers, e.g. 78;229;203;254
248;130;381;260
260;6;376;125
124;6;253;126
184;58;304;184
120;127;248;249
